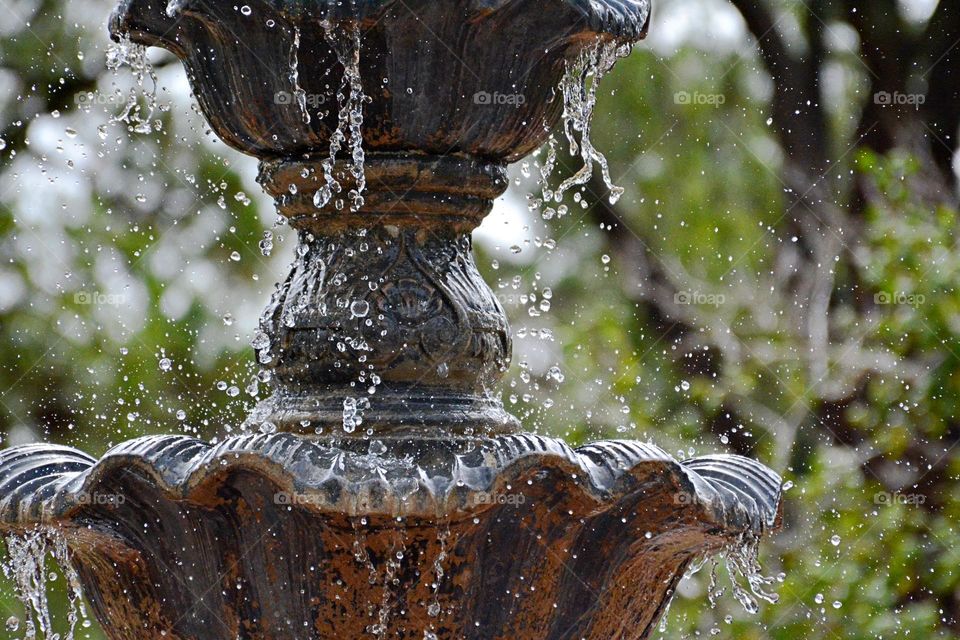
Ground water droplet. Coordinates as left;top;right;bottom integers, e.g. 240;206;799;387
259;421;277;434
251;331;271;350
350;299;369;318
159;357;172;371
259;231;274;256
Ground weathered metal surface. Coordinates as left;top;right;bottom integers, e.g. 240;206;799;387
0;434;779;639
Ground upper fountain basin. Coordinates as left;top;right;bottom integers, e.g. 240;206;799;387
109;0;650;160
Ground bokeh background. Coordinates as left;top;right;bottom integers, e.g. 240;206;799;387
1;0;959;637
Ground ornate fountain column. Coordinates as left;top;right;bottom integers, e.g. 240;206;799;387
0;1;784;639
251;154;518;436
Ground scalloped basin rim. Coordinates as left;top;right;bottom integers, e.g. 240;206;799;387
0;432;781;532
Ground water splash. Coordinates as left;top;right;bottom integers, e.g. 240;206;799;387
342;396;370;433
722;532;780;613
553;39;632;205
106;35;158;134
315;21;367;212
537;132;560;211
2;531;50;640
1;528;89;640
655;533;780;633
289;26;311;125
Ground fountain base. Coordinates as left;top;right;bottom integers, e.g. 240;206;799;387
0;433;779;640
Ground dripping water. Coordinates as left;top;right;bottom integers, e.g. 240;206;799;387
315;21;367;213
105;35;159;134
51;536;88;640
1;529;90;640
2;531;49;640
289;26;311;125
721;532;780;613
425;525;449;632
370;536;402;638
659;532;780;633
553;39;633;205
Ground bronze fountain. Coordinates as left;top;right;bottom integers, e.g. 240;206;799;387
0;0;782;638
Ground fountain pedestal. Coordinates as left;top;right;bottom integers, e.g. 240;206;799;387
251;154;517;436
0;0;783;638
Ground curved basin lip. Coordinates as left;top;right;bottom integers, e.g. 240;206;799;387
0;432;781;537
109;0;652;49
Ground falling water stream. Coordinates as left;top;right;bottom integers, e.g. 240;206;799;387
546;39;632;208
654;531;781;634
313;21;367;213
105;36;158;134
2;529;89;640
290;26;311;125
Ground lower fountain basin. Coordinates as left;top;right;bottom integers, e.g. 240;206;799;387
0;433;780;639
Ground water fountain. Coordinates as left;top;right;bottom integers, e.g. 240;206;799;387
0;0;783;638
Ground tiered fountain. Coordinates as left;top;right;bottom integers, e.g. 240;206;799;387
0;0;783;638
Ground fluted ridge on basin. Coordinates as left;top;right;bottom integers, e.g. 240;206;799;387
0;433;780;532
